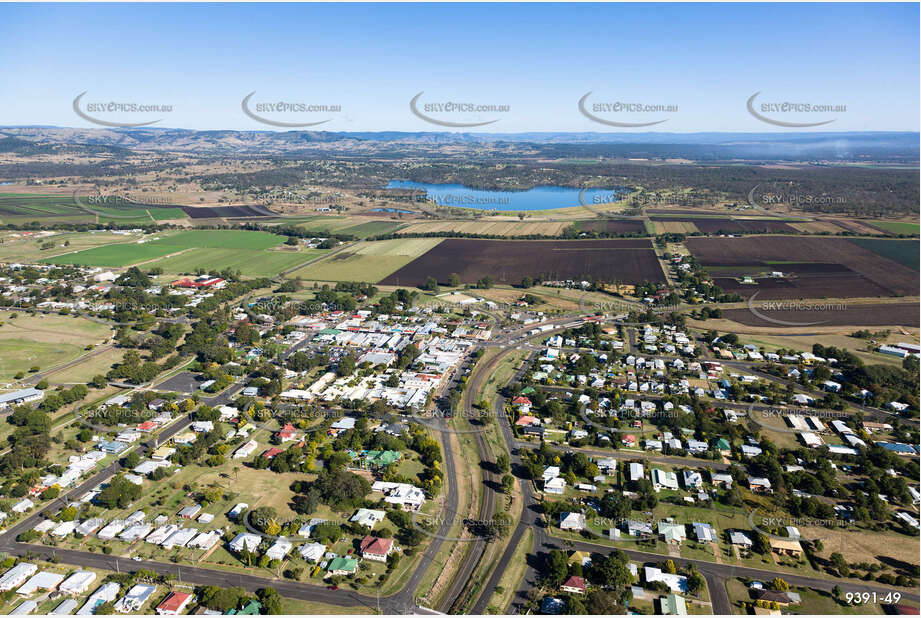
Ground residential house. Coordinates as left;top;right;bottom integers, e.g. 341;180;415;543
359;536;394;561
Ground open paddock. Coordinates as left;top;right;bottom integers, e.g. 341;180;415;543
379;238;666;287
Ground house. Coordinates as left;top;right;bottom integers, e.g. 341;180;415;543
515;415;539;427
753;589;796;606
559;512;586;531
651;468;679;491
114;583;157;613
156;592;194;615
627;520;653;537
561;575;586;595
359;536;394;561
748;477;772;493
371;481;426;511
275;423;297;442
768;537;803;558
326;556;359;576
659;521;686;544
729;531;753;548
178;505;201;519
682;470;703;489
350;508;386;529
693;522;716;543
596;458;617;474
16;571;65;596
232;440;258;459
76;581;120;615
11;499;34;514
0;564;37;592
544;477;567;495
628;462;644;482
644;566;687;593
229;533;262;554
711;473;733;488
59;571;96;595
542;466;561;482
299;542;327;563
622;434;637;447
660;594;687;615
266;537;293;561
228;503;248;520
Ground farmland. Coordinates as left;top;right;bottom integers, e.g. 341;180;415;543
686;236;919;299
0;192;187;224
379;238;666;287
572;218;648;235
868;220;921;235
849;238;919;270
41;229;323;276
720;302;920;328
396;219;570;237
287;237;444;282
650;215;799;233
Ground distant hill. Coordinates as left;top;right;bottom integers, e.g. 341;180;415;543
0;126;917;161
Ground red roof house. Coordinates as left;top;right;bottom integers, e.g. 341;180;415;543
359;535;394;562
561;575;586;594
262;447;284;460
156;591;194;615
275;423;297;442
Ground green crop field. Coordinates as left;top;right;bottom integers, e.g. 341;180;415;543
850;238;920;271
869;220;920;235
143;246;326;277
42;229;303;270
0;193;186;224
287;237;443;282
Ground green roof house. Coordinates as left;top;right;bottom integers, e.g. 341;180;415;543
327;556;359;575
660;594;687;615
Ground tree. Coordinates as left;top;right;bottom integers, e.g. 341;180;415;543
337;355;356;377
501;474;514;495
448;273;460;287
544;550;568;586
423;277;439;292
256;587;282;615
830;552;849;577
124;451;141;469
770;577;789;591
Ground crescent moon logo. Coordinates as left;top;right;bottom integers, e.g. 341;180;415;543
746;92;836;128
409;92;500;128
578;92;669;128
241;92;332;128
72;92;162;128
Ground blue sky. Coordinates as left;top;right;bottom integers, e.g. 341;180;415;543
1;3;918;132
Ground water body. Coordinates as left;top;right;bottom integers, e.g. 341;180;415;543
386;180;629;211
370;207;417;214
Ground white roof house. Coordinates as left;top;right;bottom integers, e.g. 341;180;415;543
350;508;386;528
17;572;65;596
372;481;426;511
651;469;679;491
59;571;97;595
114;583;157;613
299;542;327;562
0;564;37;591
229;533;262;554
266;537;293;561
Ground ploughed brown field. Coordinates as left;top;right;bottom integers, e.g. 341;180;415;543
577;219;648;234
181;205;275;218
649;216;798;233
686;236;919;299
721;303;920;327
379;238;666;287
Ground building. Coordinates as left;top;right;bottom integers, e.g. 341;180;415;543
0;564;38;591
652;468;679;491
659;521;686;544
768;537;803;558
229;533;262;554
748;477;772;493
350;508;386;529
59;571;97;595
371;481;426;511
359;536;394;561
561;575;586;595
114;583;157;613
660;594;687;615
266;537;293;561
559;512;586;531
0;388;43;409
326;556;358;576
628;462;644;482
729;531;753;548
155;592;194;615
16;571;65;596
644;566;687;593
299;542;327;563
233;440;258;459
76;581;120;615
544;477;567;495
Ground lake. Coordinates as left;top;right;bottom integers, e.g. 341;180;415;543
386;180;629;211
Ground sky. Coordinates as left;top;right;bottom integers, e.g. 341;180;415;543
0;3;918;132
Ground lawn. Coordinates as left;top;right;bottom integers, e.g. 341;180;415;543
44;347;125;384
287;237;444;282
0;312;113;381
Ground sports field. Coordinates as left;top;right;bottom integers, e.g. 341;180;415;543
286;237;443;282
42;230;321;276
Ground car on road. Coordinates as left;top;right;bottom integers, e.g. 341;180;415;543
327;585;339;590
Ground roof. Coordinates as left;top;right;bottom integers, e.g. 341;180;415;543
561;575;585;591
157;592;194;613
768;537;803;552
360;535;394;556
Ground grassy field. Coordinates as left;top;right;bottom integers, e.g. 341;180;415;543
286;237;443;282
44;346;125;384
42;229;324;276
0;230;140;262
849;238;919;270
0;312;112;381
869;220;920;235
